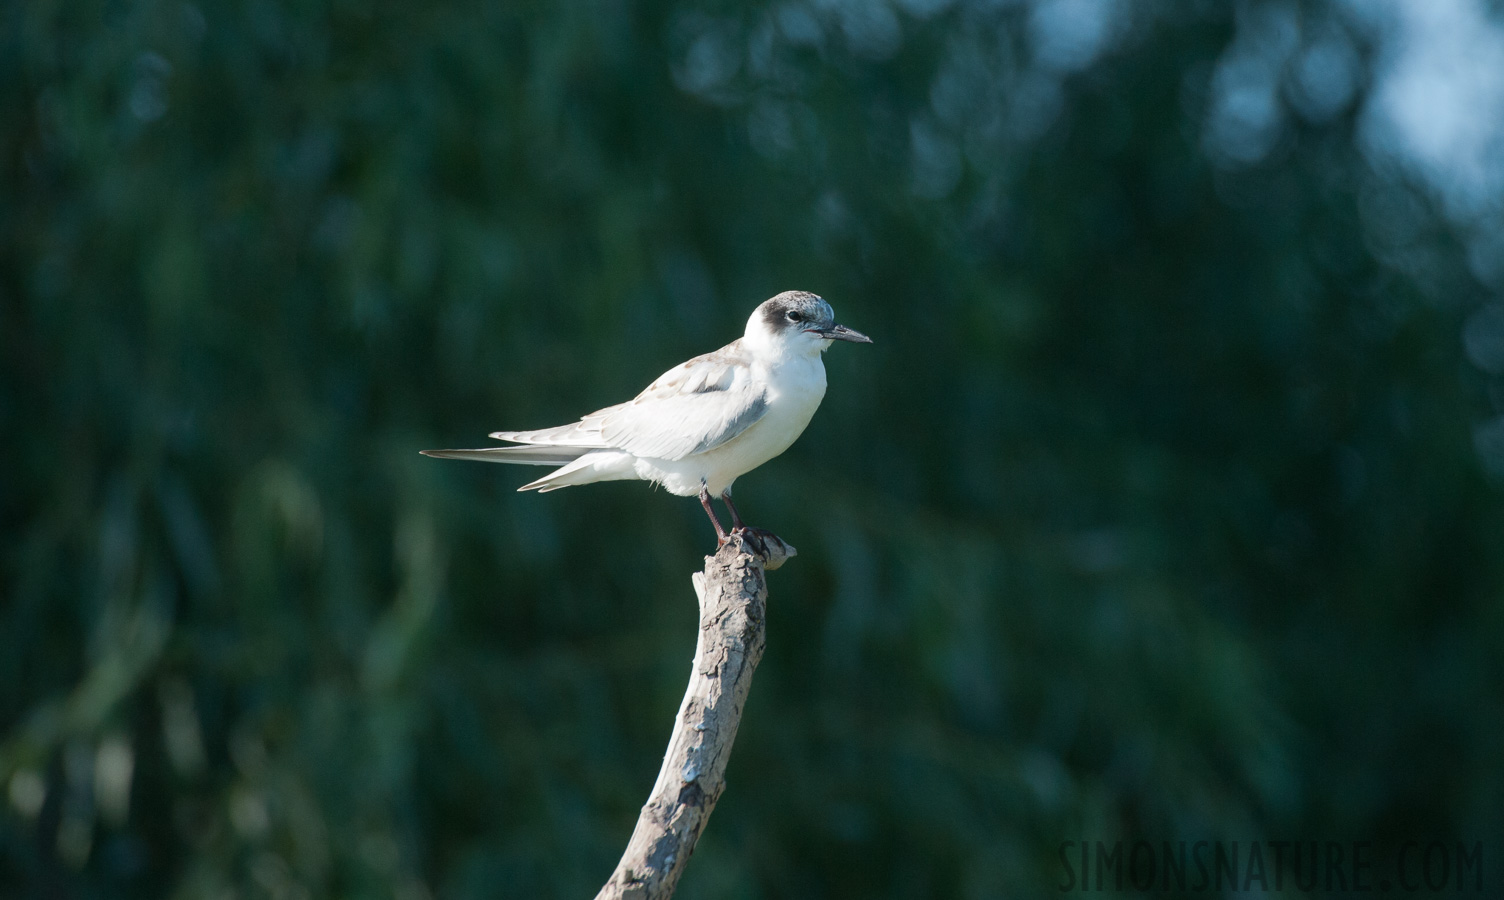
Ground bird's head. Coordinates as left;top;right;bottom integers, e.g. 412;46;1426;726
745;290;872;359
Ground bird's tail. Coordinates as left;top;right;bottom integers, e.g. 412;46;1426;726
422;445;635;493
420;446;591;466
517;451;636;492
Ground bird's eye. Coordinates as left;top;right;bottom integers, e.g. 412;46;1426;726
786;311;803;323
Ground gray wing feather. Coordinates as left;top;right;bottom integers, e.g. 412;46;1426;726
474;339;766;462
420;446;591;466
489;422;609;447
598;389;767;460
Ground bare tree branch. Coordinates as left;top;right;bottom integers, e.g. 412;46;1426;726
594;532;796;900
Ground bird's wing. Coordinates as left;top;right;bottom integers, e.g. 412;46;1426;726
599;342;768;460
420;445;591;466
491;340;768;461
489;421;611;448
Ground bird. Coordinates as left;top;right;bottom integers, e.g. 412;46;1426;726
422;290;872;546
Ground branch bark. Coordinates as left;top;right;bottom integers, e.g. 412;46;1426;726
594;532;795;900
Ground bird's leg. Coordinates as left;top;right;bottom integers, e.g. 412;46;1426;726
699;481;729;546
720;490;746;532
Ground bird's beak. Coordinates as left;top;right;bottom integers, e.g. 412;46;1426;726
811;324;873;344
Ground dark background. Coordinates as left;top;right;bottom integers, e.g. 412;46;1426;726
4;0;1504;897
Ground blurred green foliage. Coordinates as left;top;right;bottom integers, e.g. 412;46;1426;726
4;0;1504;897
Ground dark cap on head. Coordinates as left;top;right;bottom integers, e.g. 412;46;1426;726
760;291;834;334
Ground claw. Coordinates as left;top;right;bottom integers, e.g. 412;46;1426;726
736;526;783;557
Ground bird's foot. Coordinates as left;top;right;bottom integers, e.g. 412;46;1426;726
730;525;769;554
729;526;795;569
